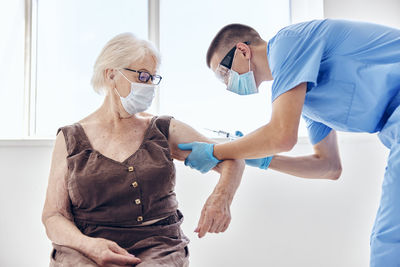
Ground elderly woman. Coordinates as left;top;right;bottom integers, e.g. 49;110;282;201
42;33;244;267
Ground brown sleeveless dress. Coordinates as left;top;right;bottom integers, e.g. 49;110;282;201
49;116;189;267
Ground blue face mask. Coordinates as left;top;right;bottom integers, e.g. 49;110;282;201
227;60;259;95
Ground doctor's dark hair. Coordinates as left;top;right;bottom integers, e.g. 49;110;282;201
206;24;263;68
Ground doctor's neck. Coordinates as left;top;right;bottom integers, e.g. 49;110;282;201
251;41;273;83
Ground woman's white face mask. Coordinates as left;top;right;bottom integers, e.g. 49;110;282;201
114;70;157;115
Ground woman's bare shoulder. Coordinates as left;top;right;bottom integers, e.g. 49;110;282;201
138;112;154;119
77;111;98;126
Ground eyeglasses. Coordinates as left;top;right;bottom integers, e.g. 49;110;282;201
123;68;162;85
215;41;250;84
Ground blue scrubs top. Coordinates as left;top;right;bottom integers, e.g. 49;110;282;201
267;19;400;145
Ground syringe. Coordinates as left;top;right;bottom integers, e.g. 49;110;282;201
204;128;243;140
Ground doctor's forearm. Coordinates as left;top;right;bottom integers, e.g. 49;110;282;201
213;123;294;160
268;154;342;180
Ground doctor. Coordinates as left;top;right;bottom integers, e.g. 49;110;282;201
178;20;400;266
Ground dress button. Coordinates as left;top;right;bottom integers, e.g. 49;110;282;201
131;181;138;188
137;216;143;222
128;166;134;172
135;199;141;205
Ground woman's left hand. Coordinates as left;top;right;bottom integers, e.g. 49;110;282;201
195;193;232;238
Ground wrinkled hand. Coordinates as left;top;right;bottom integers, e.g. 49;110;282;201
195;193;231;238
84;237;141;267
178;142;221;173
245;156;273;170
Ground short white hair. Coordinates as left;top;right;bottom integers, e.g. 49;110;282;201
91;33;161;94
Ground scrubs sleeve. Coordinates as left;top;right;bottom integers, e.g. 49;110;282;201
268;33;325;102
302;115;332;145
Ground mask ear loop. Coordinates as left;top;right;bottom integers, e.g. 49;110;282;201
248;58;251;72
114;87;122;97
114;69;135;98
112;70;122;98
118;69;134;83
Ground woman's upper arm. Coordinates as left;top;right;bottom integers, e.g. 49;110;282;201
42;131;72;223
168;119;215;161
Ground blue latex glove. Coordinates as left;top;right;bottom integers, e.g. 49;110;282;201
245;156;273;170
235;130;244;137
234;130;273;170
178;142;222;173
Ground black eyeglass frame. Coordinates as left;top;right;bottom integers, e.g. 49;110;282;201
123;68;162;85
219;41;251;69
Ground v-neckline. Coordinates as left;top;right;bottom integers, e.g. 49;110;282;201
76;116;156;166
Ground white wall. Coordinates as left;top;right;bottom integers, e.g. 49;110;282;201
290;0;324;24
324;0;400;28
0;134;388;267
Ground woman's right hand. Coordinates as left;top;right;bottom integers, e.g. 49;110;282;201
195;192;232;238
84;237;141;266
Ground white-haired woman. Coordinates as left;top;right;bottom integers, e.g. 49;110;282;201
41;33;244;267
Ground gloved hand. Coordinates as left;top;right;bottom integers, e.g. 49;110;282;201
245;156;274;170
234;130;244;138
234;130;273;170
178;142;222;173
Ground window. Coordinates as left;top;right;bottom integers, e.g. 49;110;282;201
159;0;291;136
0;0;25;138
3;0;319;139
35;0;148;137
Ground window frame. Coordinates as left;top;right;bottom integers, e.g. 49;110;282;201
15;0;320;140
20;0;160;138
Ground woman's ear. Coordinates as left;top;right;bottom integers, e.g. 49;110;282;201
105;69;115;81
